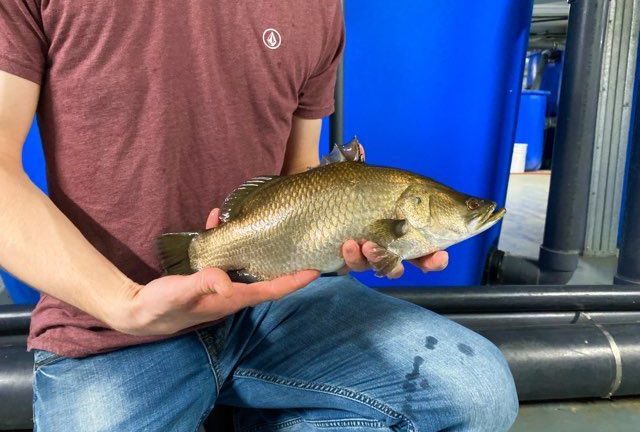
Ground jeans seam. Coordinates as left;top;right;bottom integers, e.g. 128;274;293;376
196;330;222;394
33;354;64;370
233;368;415;432
240;417;390;432
194;331;222;432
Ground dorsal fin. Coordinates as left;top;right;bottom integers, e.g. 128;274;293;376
220;175;281;222
320;137;365;165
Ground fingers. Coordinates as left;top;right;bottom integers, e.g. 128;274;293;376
342;239;369;271
410;250;449;272
192;267;234;298
216;270;320;311
206;208;221;229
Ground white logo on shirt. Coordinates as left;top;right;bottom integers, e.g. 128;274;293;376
262;28;282;50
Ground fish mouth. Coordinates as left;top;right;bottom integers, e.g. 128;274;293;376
471;205;506;232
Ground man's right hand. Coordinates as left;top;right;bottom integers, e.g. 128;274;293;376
117;269;319;336
113;208;320;336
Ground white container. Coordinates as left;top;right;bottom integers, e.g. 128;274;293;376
510;143;528;173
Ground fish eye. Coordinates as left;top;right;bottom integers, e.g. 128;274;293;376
466;199;480;210
414;197;422;205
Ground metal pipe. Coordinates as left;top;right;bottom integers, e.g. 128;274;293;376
328;0;345;150
0;344;33;430
539;0;609;271
615;72;640;285
488;0;610;284
0;304;32;336
378;285;640;313
329;57;344;149
476;323;640;401
447;311;640;328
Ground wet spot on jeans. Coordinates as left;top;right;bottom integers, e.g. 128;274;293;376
405;355;424;380
425;336;438;350
457;343;475;357
403;381;417;392
420;378;430;389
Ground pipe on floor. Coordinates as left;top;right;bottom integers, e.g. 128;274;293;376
487;0;610;285
477;323;640;401
0;305;32;336
447;311;640;328
378;285;640;313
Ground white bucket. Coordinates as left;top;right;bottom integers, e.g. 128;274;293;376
510;143;528;173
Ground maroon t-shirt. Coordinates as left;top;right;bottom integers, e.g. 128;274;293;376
0;1;343;357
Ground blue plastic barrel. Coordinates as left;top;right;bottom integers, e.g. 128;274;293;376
337;0;533;287
525;51;542;88
1;119;45;304
515;90;550;172
540;52;564;117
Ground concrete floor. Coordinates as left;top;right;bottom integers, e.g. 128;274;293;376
512;399;640;431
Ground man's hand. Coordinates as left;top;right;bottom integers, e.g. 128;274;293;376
115;208;319;336
341;240;449;279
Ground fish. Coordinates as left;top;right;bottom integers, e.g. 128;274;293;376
156;138;506;281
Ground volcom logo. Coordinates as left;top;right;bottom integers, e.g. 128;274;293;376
262;28;282;50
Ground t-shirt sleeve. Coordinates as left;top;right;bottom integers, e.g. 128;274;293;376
0;1;47;84
294;3;345;119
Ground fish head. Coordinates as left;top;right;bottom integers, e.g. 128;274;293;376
397;182;506;246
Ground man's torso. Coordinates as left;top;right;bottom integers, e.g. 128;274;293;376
0;0;342;356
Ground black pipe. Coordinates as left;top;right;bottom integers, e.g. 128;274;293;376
0;344;33;430
329;0;345;150
478;323;640;401
615;78;640;285
378;285;640;313
487;0;610;285
448;311;640;328
329;56;344;149
0;304;32;336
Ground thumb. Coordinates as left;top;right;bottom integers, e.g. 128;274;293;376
190;267;234;298
206;208;222;229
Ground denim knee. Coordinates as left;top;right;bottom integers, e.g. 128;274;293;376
437;338;518;432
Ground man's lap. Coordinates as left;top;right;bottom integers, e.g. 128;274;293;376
33;276;518;432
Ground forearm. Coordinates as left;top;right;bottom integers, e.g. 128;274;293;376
281;116;322;175
0;148;135;325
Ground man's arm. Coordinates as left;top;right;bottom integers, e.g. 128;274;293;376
0;71;317;335
281;116;322;175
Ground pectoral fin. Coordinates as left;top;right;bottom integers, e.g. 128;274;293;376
367;219;408;245
365;218;407;277
368;247;402;277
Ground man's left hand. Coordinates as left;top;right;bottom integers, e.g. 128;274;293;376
341;240;449;279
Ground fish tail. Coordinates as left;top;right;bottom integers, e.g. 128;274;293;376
156;232;200;275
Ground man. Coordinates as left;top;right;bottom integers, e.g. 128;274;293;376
0;2;518;431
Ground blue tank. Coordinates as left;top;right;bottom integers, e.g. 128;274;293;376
337;0;533;287
515;90;550;172
1;119;45;304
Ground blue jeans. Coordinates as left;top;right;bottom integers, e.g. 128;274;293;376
33;276;518;431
